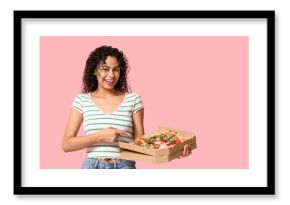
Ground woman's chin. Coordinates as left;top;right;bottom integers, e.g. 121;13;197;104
102;85;116;90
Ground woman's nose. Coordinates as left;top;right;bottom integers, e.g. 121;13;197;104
108;70;114;77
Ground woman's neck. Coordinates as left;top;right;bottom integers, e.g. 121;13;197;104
91;88;120;98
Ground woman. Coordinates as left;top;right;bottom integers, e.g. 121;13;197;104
62;45;190;169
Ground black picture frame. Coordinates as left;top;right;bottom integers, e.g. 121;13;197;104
14;10;275;195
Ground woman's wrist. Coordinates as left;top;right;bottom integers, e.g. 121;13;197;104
91;130;104;143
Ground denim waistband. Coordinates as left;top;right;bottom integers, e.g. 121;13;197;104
82;158;136;169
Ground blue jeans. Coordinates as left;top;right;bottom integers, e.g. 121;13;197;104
82;158;136;169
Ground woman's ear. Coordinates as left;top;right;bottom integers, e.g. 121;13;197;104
93;68;98;76
94;64;101;76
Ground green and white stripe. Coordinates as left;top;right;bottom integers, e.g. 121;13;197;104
72;92;144;158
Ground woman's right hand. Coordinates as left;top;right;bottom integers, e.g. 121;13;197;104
98;127;130;143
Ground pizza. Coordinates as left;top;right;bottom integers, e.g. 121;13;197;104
134;130;184;149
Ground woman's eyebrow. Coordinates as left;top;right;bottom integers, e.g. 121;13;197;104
102;64;120;69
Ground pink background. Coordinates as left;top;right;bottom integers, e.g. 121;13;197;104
40;36;248;169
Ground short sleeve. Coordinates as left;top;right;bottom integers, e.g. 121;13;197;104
72;95;83;113
133;94;144;113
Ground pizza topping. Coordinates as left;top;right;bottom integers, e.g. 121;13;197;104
134;130;183;149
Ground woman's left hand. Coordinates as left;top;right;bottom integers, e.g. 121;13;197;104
178;144;192;159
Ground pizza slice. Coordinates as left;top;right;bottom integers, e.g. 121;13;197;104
134;130;184;149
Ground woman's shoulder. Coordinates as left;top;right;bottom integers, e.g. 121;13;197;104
126;92;142;98
73;93;90;101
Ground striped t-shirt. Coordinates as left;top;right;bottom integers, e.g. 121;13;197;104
72;92;144;159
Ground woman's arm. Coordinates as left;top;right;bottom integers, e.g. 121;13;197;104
62;108;96;152
62;108;128;152
132;108;145;140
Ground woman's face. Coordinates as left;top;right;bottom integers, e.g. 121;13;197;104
94;56;121;91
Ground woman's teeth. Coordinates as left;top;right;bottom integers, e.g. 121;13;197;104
105;79;114;83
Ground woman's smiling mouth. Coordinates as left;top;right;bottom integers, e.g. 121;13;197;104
104;79;115;86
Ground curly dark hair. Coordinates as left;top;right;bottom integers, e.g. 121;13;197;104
82;45;131;93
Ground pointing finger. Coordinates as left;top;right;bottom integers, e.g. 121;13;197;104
115;130;131;137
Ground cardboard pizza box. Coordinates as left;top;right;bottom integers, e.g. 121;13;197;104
119;148;184;164
120;142;197;163
119;126;197;163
